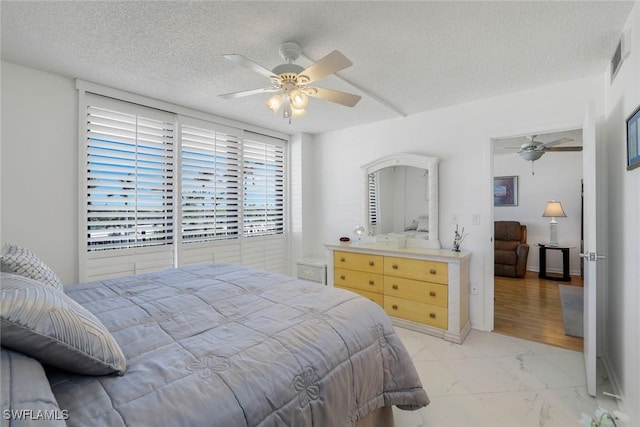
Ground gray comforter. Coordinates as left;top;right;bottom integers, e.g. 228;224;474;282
47;263;428;426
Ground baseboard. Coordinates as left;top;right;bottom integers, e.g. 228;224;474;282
602;353;626;410
526;267;582;276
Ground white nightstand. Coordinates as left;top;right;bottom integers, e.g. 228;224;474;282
296;257;327;285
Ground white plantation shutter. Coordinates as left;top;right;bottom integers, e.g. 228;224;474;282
180;119;241;242
243;133;286;237
368;172;379;227
79;85;289;279
84;94;174;251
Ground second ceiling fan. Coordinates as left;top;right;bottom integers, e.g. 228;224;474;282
505;135;583;174
220;42;361;121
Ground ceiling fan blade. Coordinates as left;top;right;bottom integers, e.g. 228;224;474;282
542;137;574;148
220;87;281;99
298;51;353;84
546;146;583;152
304;87;361;107
223;54;276;79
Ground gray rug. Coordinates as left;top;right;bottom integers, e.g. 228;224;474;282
559;285;584;338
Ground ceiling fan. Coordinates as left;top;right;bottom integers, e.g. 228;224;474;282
505;135;583;174
220;42;361;122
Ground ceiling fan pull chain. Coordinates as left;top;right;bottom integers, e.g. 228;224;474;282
531;161;535;175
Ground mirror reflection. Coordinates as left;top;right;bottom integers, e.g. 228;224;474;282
368;166;430;236
363;153;440;249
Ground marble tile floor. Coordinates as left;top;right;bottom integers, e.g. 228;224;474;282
392;327;620;427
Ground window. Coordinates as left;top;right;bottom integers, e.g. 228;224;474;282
80;90;288;280
84;94;175;251
181;120;241;242
243;134;286;237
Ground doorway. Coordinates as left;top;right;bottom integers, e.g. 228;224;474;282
492;129;584;351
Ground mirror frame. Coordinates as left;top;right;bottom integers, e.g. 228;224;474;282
362;153;440;249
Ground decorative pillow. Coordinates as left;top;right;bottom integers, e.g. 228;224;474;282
417;216;429;232
1;348;68;426
404;220;418;231
1;243;64;292
0;273;127;376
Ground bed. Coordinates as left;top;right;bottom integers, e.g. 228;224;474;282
1;249;429;427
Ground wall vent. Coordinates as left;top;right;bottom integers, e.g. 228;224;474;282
611;28;631;83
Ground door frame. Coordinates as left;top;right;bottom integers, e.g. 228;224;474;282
483;120;586;332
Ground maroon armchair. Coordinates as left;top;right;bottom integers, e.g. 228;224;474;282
494;221;529;278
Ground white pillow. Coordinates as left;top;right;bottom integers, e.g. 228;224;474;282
416;216;429;232
1;273;127;376
404;220;418;231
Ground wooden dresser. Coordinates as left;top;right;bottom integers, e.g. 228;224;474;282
326;243;471;344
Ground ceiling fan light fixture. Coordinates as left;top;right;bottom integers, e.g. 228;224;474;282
272;63;305;76
283;97;293;119
266;95;284;113
290;90;308;109
520;150;545;161
222;42;359;123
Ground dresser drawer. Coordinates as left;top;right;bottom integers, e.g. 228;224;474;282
384;276;448;308
384;257;448;284
384;296;448;329
334;251;383;274
334;268;383;293
335;285;384;308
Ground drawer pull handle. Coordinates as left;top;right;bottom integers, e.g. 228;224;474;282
340;275;346;280
430;269;437;274
392;264;399;270
369;261;375;266
429;313;436;319
392;304;398;310
429;291;436;297
369;280;374;286
340;257;346;262
392;284;398;290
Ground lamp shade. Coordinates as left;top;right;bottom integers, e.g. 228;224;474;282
290;90;309;109
265;95;283;113
542;201;566;218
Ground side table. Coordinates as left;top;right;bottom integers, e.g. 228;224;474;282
296;257;327;285
538;244;574;282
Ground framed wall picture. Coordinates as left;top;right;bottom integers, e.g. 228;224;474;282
494;176;518;206
627;104;640;171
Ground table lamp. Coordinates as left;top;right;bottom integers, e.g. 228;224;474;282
542;201;566;246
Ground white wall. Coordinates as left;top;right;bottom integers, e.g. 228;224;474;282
1;62;78;283
494;150;583;275
602;2;640;421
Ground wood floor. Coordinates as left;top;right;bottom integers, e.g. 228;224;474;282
494;271;584;352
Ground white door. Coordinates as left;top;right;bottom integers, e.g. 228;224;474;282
581;103;602;397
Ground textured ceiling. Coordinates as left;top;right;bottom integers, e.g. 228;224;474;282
0;1;634;135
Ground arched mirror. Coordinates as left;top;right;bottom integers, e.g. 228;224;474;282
363;153;440;249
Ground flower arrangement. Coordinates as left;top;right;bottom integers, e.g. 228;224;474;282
452;224;469;252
